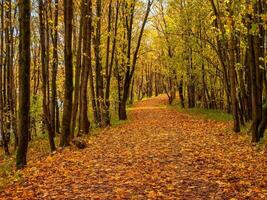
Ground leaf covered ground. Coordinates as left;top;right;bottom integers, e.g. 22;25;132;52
1;96;267;199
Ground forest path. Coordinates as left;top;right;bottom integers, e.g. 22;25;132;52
1;95;267;199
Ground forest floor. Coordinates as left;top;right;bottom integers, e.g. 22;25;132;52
1;95;267;199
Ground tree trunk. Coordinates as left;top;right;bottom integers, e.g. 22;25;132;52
78;0;91;136
104;0;119;126
258;100;267;138
178;77;185;108
0;0;9;155
71;0;84;137
60;0;73;147
39;0;56;152
16;0;31;169
51;0;59;138
94;0;105;126
229;23;240;133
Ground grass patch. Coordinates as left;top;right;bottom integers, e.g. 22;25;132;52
255;135;267;152
0;154;22;191
184;108;233;121
169;102;233;122
111;116;128;127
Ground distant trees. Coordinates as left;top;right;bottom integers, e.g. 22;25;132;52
148;0;266;142
117;0;154;120
0;0;17;156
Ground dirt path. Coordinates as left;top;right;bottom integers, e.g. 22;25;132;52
1;95;267;199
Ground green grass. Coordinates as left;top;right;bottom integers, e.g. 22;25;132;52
0;154;22;191
254;134;267;152
0;132;57;190
169;102;233;122
184;108;233;121
110;115;128;127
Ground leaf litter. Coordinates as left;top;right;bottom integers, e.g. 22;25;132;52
1;95;267;199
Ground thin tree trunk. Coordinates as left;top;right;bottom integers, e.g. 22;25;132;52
104;0;119;126
120;0;153;120
229;22;240;133
71;0;84;137
94;0;105;126
51;0;59;138
39;0;56;152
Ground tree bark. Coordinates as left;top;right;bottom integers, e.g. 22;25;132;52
60;0;73;147
71;0;84;137
16;0;31;169
39;0;56;152
78;0;91;136
229;26;240;132
51;0;59;138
